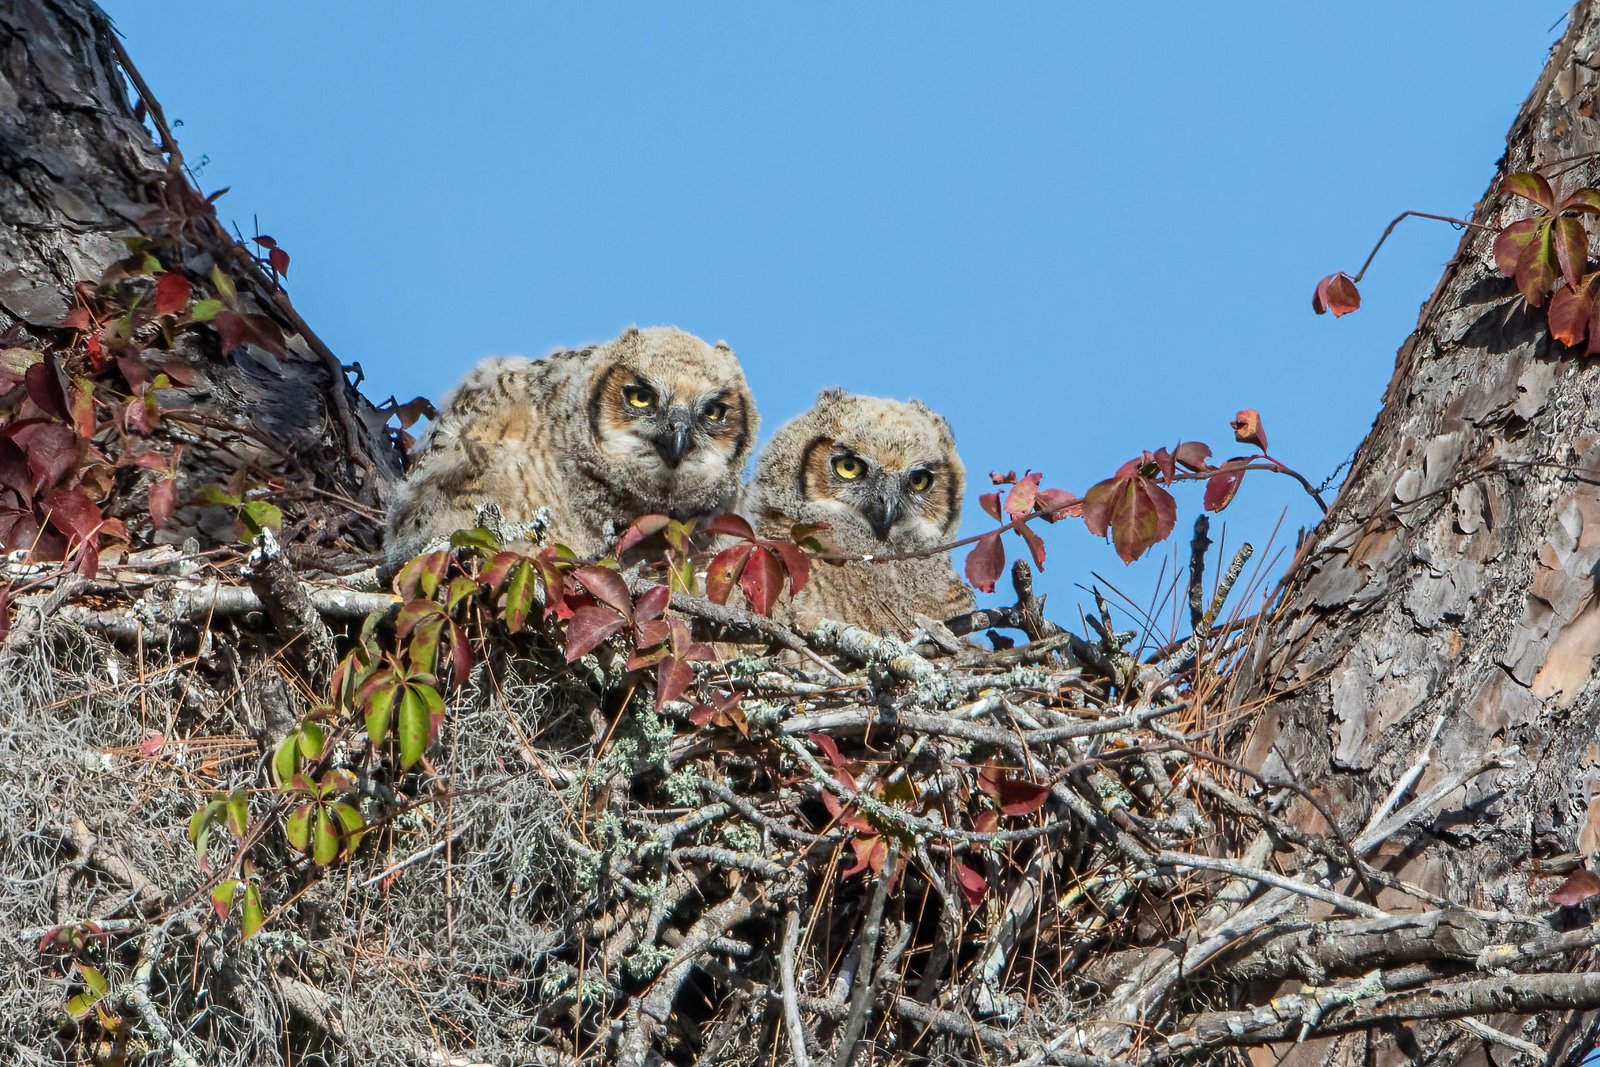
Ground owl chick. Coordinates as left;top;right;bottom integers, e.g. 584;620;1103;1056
745;389;975;636
386;326;758;563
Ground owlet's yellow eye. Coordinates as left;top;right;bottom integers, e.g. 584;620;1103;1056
832;455;865;480
907;470;934;493
703;401;728;423
623;385;657;411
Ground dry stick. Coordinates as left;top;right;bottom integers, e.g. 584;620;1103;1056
834;843;899;1067
668;589;848;680
243;529;336;690
1186;515;1210;633
780;910;813;1067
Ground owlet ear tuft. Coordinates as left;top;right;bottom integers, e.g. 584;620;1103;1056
715;339;732;352
816;387;847;404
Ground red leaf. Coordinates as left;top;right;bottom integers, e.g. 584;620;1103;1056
563;605;629;662
842;833;887;879
42;488;102;544
1549;277;1599;349
1033;488;1083;522
1231;410;1267;452
1551;868;1600;907
997;778;1051;816
634;582;670;622
1553;215;1590;290
1151;447;1176;485
85;333;104;370
148;476;176;530
1003;472;1042;520
253;235;278;249
655;656;696;710
1502;171;1555;210
955;861;987;908
573;565;633;618
978;492;1002;521
60;307;91;332
739;545;786;616
964;531;1005;593
214;311;246;355
1203;461;1249;513
1081;464;1178;563
1016;522;1046;570
705;544;752;605
153;272;190;317
615;514;671;558
1512;219;1561;307
14;423;80;489
269;247;290;276
1312;272;1361;317
24;360;68;421
69;381;94;439
810;733;846;772
704;513;757;541
988;471;1017;485
1173;441;1212;471
765;539;811;597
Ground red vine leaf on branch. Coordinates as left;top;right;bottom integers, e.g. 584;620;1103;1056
964;531;1005;593
1495;217;1564;307
1312;271;1362;317
1203;458;1253;513
1081;458;1177;563
1231;409;1268;452
152;271;190;317
702;514;808;614
1502;171;1555;210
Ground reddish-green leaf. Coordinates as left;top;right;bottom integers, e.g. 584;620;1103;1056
394;550;449;600
573;565;633;617
503;559;535;633
1553;215;1590;289
311;808;341;866
1173;441;1212;471
705;543;753;605
1548;277;1599;349
1502;171;1555;210
1003;472;1042;519
285;803;313;852
1494;218;1541;277
564;605;629;661
1081;465;1178;564
1033;488;1083;522
225;789;249;837
209;879;239;921
241;883;265;941
1562;188;1600;215
739;545;786;616
153;271;191;317
978;492;1002;521
615;513;672;558
964;531;1005;593
1312;272;1361;317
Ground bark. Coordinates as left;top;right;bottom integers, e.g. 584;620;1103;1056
0;0;401;569
1237;6;1600;1063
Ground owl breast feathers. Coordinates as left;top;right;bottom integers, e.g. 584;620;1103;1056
743;389;975;636
385;326;759;563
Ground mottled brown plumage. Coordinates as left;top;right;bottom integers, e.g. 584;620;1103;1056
744;389;973;635
386;326;757;562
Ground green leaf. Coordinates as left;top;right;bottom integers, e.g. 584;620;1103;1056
449;525;501;553
225;789;249;837
297;721;326;760
66;964;108;1020
241;882;265;941
272;736;298;785
209;264;238;306
239;499;283;537
198;483;241;508
190;298;224;322
285;802;313;852
406;616;444;675
397;685;431;770
330;800;364;851
312;808;341;866
365;680;398;749
446;576;478;611
188;799;223;844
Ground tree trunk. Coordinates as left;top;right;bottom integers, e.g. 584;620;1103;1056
1240;5;1600;1063
0;0;400;568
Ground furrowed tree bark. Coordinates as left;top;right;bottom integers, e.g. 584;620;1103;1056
0;0;401;567
1238;6;1600;1063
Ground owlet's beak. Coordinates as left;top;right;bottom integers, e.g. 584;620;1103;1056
863;484;902;542
653;409;694;469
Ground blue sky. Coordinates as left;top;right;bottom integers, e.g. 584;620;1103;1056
102;2;1562;644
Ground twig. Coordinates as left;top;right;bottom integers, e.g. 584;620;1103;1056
834;843;898;1067
780;910;813;1067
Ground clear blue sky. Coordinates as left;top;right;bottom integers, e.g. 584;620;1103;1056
101;2;1561;643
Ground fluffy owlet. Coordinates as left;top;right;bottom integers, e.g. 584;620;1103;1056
386;326;759;562
744;389;975;635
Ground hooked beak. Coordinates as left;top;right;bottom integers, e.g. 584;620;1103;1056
863;489;902;542
652;411;694;469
